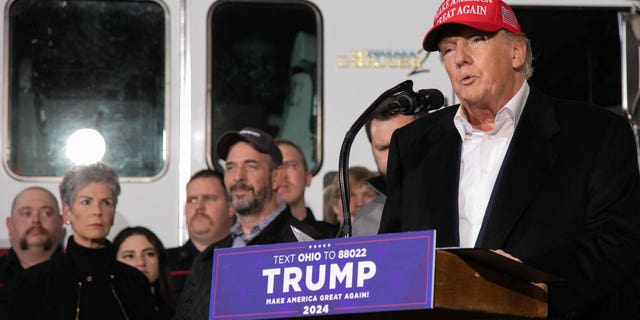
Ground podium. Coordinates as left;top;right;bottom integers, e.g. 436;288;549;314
293;250;548;320
211;232;551;320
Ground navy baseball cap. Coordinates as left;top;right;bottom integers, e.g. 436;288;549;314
216;128;283;165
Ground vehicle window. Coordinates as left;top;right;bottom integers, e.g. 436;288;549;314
622;10;640;135
6;0;167;178
208;1;322;173
513;7;622;114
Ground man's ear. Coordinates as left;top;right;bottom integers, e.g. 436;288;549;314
6;216;12;237
226;202;235;218
511;38;526;70
272;165;284;191
305;171;312;188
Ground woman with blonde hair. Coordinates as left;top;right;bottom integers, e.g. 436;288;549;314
326;166;379;235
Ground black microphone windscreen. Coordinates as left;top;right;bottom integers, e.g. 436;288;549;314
391;93;416;115
418;89;445;111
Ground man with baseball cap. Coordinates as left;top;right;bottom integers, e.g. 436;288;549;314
215;127;322;246
175;127;322;320
379;0;640;318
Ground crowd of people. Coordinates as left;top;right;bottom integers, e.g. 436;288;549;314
2;0;640;318
0;128;382;320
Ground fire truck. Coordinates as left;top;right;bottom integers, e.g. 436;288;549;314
0;0;637;247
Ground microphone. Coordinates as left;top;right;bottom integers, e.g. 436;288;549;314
389;88;445;115
337;80;445;238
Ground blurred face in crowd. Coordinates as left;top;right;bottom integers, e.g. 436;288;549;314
116;234;160;283
277;144;311;207
7;188;62;251
370;114;415;176
63;182;115;248
224;142;279;216
185;176;233;243
332;183;379;224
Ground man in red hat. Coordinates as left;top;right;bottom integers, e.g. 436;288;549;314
379;0;640;318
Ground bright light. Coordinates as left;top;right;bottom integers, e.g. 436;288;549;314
65;128;106;165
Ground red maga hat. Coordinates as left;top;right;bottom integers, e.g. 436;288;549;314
422;0;521;51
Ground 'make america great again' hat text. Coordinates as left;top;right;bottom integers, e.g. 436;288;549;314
422;0;521;51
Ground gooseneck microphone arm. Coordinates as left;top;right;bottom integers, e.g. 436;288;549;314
337;80;416;238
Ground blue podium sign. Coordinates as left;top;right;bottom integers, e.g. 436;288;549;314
209;230;436;319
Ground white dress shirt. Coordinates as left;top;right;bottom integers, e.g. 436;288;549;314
453;83;529;247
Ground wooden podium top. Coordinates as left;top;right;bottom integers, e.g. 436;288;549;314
294;250;548;320
433;250;547;318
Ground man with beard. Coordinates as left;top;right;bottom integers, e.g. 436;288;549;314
167;169;234;298
275;138;338;238
1;187;64;317
174;128;322;320
220;128;323;247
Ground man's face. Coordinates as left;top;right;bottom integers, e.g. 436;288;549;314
224;142;279;216
277;144;311;206
438;27;525;111
185;176;232;240
370;115;415;176
7;188;62;251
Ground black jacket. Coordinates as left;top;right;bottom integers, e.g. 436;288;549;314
15;236;157;320
167;239;200;298
175;206;322;320
0;249;21;319
0;247;63;319
379;86;640;318
302;207;339;238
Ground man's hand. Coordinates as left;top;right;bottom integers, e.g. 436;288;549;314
492;249;522;263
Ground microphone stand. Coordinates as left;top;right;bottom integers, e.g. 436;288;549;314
338;80;416;238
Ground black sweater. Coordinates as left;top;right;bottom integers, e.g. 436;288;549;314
15;236;157;320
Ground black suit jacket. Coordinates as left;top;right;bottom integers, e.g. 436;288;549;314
379;86;640;318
